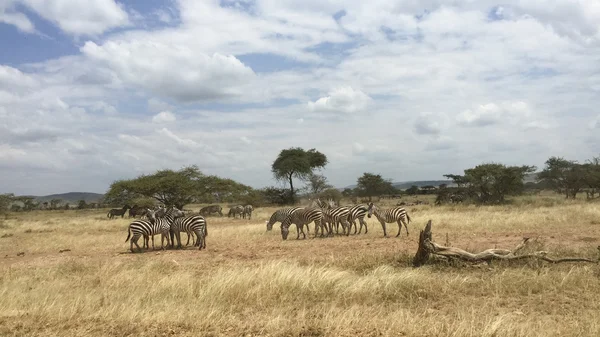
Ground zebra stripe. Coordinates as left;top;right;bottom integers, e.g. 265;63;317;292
266;207;304;231
323;206;351;236
281;207;324;240
125;207;184;252
170;214;208;250
347;204;369;234
367;203;412;237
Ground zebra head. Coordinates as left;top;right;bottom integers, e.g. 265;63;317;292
166;206;185;219
367;202;375;218
280;216;292;240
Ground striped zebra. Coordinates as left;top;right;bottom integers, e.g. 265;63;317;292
323;206;351;236
266;206;304;232
242;205;254;219
367;202;412;238
309;198;335;209
170;214;208;250
125;206;184;252
266;207;304;231
347;204;369;234
228;205;244;218
280;207;324;240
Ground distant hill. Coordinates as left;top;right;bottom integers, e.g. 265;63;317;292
34;192;104;204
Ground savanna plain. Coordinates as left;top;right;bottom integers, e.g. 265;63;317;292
1;195;600;337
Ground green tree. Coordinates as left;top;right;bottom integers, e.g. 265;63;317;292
104;165;254;209
77;200;88;209
341;188;354;198
318;188;343;205
0;193;15;214
356;173;395;201
446;163;536;203
50;199;62;210
306;173;333;196
271;148;328;201
538;157;584;198
406;185;420;195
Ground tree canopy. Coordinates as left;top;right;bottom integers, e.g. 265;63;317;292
356;173;395;201
104;165;254;209
271;147;328;201
444;163;536;203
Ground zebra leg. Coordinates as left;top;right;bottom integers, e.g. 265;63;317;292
355;220;360;234
403;219;409;237
380;221;388;237
151;234;156;250
342;219;351;236
194;230;204;250
362;218;368;234
396;220;402;237
296;223;301;240
131;234;142;253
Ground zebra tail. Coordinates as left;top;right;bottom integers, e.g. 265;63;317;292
125;227;131;242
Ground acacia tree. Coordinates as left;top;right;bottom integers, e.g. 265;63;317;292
306;174;333;196
537;157;584;198
104;165;254;209
445;163;536;203
356;173;395;201
271;148;328;201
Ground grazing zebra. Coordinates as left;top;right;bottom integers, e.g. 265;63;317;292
228;205;244;218
199;205;223;216
242;205;254;219
125;206;184;253
170;214;208;250
323;206;351;236
107;205;130;219
367;202;412;238
266;207;304;233
347;204;369;234
280;207;324;240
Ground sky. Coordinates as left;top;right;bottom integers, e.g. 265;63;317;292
1;0;600;195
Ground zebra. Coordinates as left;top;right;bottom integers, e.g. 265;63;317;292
107;205;130;219
228;205;244;218
199;205;223;216
309;198;336;209
346;204;369;234
266;207;304;233
242;205;254;219
323;206;351;236
169;214;208;250
125;206;184;253
280;207;324;240
367;202;412;238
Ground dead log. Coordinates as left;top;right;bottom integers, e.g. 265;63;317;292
413;220;600;267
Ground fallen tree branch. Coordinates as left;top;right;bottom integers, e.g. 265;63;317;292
413;220;600;267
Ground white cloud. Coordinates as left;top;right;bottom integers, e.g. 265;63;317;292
82;41;256;102
20;0;129;35
2;1;600;195
308;86;371;114
414;113;444;135
0;7;35;33
456;101;534;127
152;111;176;123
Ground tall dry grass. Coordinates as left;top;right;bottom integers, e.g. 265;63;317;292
0;196;599;336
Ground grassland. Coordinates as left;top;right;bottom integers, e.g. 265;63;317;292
1;194;600;337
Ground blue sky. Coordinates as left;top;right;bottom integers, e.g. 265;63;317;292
1;0;600;195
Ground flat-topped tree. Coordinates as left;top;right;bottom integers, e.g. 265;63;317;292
271;148;328;202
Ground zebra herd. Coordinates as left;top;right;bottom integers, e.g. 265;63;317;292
122;199;412;252
266;200;412;240
125;205;208;253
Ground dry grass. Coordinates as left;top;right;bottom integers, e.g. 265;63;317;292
1;196;600;336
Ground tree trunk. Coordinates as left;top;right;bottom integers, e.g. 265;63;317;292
288;173;295;201
413;220;599;266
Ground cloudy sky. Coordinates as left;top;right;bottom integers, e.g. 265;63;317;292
1;0;599;195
